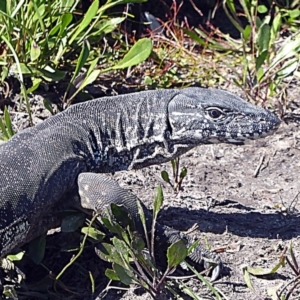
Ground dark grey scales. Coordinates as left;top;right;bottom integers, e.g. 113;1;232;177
0;87;280;281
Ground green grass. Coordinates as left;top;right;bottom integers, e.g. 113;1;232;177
0;0;150;109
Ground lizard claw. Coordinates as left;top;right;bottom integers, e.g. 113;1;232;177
162;226;223;280
209;261;223;282
191;246;223;281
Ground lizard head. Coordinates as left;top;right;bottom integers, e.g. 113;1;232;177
167;87;281;146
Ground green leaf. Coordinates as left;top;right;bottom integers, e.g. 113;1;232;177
71;40;90;83
239;0;251;21
185;261;222;299
167;239;188;268
223;0;245;34
137;200;147;230
48;23;61;37
105;268;120;281
242;267;254;290
112;237;130;263
153;185;163;217
183;28;206;47
257;23;270;52
101;217;125;238
27;78;42;94
81;227;105;241
289;242;297;269
61;213;85;232
270;13;281;44
136;249;155;272
0;117;9;140
113;263;135;285
111;203;135;231
0;1;6;12
32;3;45;22
30;41;41;62
11;63;32;75
288;9;300;19
272;12;282;33
131;234;145;252
187;240;199;255
256;17;262;30
257;5;268;13
1;67;9;82
69;0;99;44
171;159;176;170
161;170;170;183
87;57;99;74
243;25;251;41
60;0;75;9
28;234;46;264
96;243;124;266
101;217;118;232
255;50;268;72
95;243;113;261
3;107;14;138
256;67;265;82
143;76;153;85
226;0;236;13
181;285;202;300
112;38;152;69
43;98;54;115
98;239;131;268
245;260;284;276
7;251;25;262
276;58;299;79
79;69;101;90
93;17;125;35
179;167;187;180
59;13;73;36
268;34;300;72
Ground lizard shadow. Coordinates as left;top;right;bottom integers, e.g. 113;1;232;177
159;203;300;240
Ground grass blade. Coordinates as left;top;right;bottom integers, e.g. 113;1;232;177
69;0;99;44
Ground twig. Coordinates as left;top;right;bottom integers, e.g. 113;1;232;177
184;223;199;234
253;154;265;177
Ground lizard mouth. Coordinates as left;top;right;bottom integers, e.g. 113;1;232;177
206;136;245;145
207;123;280;145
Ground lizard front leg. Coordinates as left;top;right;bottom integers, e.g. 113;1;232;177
76;172;222;281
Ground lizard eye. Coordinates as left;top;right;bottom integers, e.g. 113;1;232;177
207;108;223;119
